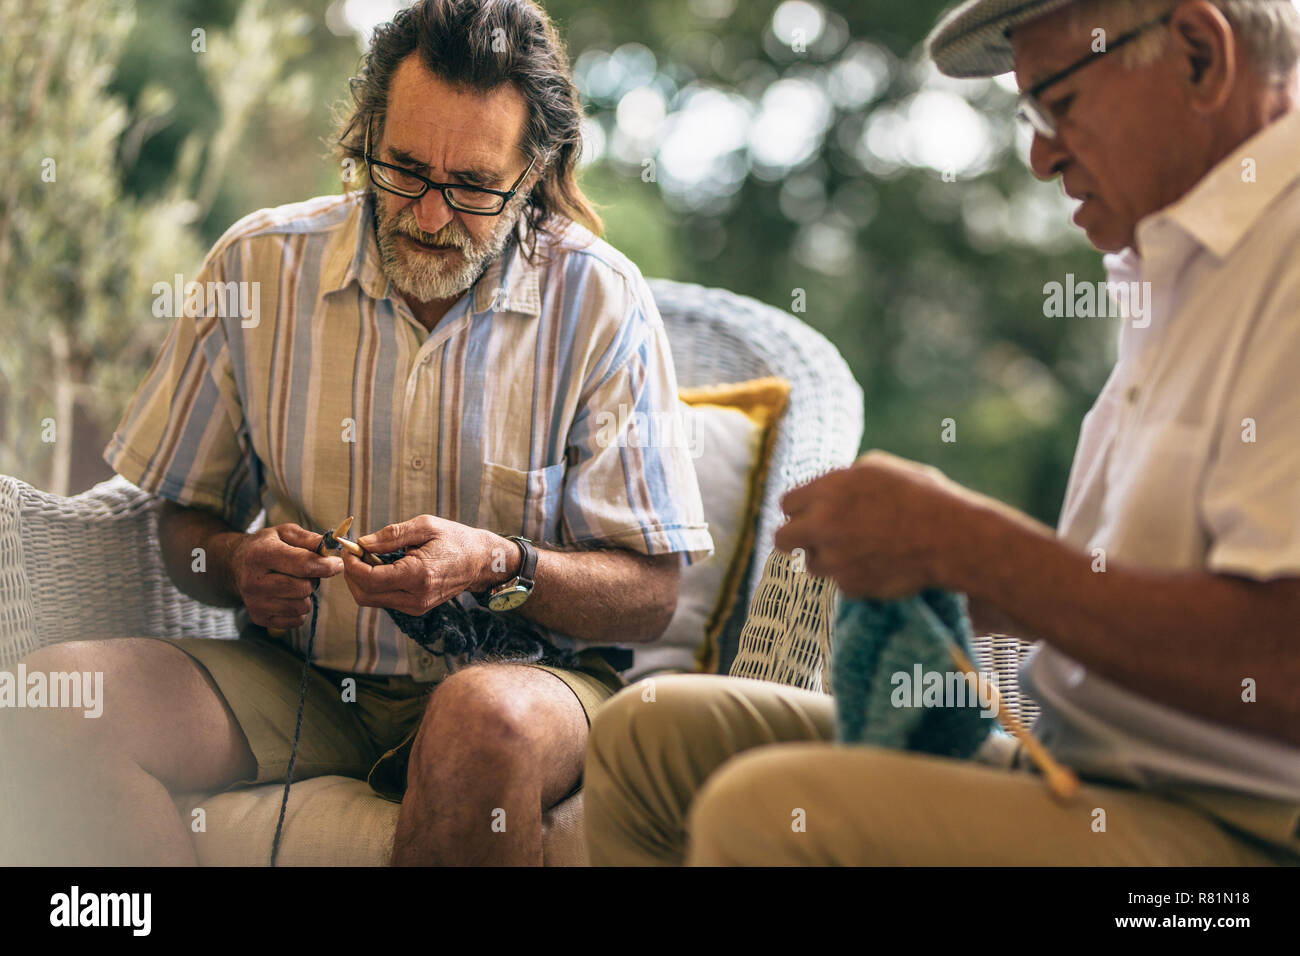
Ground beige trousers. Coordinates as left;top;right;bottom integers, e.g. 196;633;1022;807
583;674;1295;866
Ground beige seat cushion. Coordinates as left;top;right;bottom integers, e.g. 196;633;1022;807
174;777;586;866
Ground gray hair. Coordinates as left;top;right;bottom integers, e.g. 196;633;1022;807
1070;0;1300;82
335;0;602;255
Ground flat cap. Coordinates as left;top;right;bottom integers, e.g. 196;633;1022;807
927;0;1091;77
927;0;1291;78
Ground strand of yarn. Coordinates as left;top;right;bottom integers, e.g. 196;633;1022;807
270;588;320;866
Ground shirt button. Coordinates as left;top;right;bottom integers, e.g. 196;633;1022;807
1126;386;1140;404
410;456;425;470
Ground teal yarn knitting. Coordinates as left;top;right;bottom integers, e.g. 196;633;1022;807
832;589;993;759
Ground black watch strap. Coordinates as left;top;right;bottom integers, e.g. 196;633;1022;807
472;536;537;606
508;536;537;587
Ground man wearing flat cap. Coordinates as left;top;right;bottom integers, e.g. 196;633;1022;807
582;0;1300;865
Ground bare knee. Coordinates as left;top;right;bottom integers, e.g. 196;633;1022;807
12;640;179;743
415;666;537;764
4;638;253;788
4;643;113;753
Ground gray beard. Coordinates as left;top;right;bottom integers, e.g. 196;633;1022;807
373;191;528;303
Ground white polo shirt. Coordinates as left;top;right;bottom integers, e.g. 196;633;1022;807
1018;107;1300;802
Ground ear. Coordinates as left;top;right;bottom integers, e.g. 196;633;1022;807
1168;0;1236;113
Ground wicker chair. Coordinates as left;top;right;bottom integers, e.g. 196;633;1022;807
0;278;874;865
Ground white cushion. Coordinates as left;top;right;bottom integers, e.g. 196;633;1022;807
174;777;587;866
625;402;761;680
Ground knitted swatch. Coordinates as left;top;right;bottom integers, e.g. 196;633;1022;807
831;589;992;759
375;548;582;669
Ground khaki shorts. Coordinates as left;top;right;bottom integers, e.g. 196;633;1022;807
151;628;624;802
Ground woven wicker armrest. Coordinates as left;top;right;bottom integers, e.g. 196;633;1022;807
0;475;239;668
728;549;838;692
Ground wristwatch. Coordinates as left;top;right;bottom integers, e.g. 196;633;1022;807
479;535;537;612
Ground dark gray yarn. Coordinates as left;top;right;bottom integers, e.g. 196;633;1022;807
385;601;582;667
377;548;582;669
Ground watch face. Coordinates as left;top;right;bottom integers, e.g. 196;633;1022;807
488;586;530;612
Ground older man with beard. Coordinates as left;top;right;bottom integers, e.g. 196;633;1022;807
4;0;710;867
583;0;1300;866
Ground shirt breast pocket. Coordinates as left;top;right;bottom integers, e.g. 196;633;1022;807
477;460;566;542
1100;420;1212;569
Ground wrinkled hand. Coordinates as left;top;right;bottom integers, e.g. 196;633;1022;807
230;524;343;629
342;515;504;616
774;450;977;599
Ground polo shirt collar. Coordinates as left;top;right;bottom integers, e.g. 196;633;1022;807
1137;108;1300;262
321;192;543;319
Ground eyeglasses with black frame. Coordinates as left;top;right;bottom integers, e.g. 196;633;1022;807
362;116;536;216
1016;10;1174;140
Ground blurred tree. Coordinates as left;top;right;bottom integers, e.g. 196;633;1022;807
0;0;315;492
549;0;1116;524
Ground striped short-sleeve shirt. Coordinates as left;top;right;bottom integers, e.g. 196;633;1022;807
105;191;713;678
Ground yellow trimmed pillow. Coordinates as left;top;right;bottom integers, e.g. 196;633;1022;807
626;376;790;679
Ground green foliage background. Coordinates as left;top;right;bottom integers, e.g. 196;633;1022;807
0;0;1115;525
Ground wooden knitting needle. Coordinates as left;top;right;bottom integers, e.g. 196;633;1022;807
267;517;359;637
947;642;1080;802
329;516;385;566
